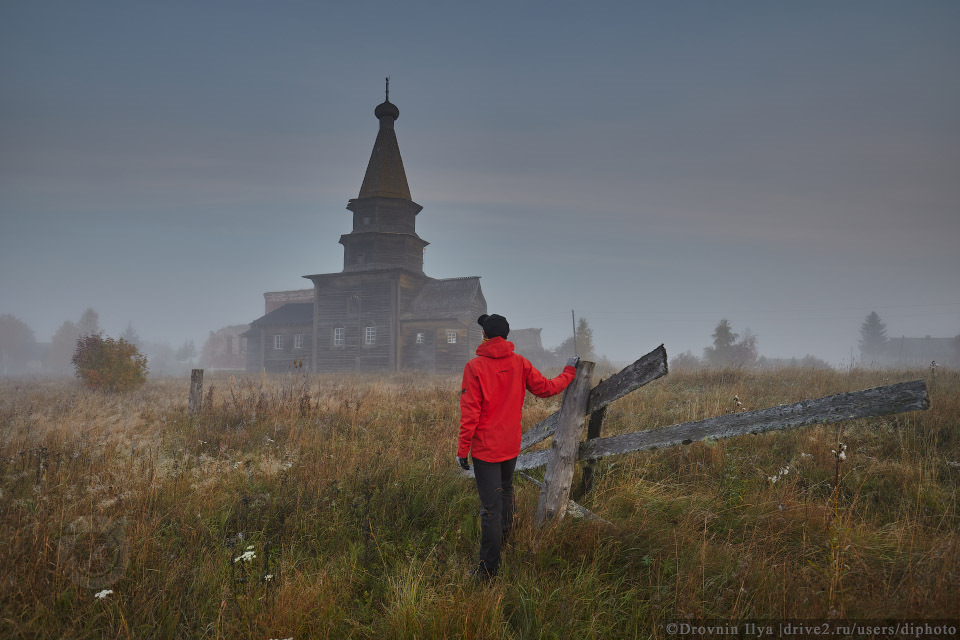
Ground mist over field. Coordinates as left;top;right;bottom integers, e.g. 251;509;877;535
1;1;958;370
3;6;960;637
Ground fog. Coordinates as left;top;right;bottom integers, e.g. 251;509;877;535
1;1;958;371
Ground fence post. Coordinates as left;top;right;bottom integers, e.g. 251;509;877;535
189;369;203;415
578;401;607;495
535;360;595;527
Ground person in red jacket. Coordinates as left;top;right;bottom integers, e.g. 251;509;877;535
458;313;578;579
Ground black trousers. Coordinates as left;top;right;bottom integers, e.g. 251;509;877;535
472;456;517;574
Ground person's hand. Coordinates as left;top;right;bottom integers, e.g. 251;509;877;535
458;456;470;471
566;356;580;368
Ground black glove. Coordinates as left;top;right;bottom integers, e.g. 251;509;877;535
457;456;470;471
566;356;580;368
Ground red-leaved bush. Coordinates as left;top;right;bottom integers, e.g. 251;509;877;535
72;334;148;392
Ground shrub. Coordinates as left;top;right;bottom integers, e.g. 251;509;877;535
71;334;148;391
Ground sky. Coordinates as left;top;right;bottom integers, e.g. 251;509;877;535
1;0;958;366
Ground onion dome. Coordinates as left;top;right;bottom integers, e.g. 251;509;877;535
375;100;399;120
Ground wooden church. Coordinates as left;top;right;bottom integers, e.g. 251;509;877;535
244;87;487;373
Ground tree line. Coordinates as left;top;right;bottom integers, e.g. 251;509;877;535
0;309;197;376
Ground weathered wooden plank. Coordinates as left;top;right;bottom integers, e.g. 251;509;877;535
520;345;668;450
586;345;668;415
516;379;929;471
535;360;595;527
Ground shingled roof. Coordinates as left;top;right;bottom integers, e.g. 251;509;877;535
358;97;411;200
403;277;483;320
248;303;314;327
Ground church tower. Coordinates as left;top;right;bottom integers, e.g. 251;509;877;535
246;82;486;374
340;80;429;273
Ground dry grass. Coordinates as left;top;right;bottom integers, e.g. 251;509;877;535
1;366;957;638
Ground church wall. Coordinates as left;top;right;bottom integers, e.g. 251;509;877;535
313;272;398;372
342;234;424;273
399;273;427;311
261;324;313;373
399;320;473;373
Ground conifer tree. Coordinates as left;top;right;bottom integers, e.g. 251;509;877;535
858;311;888;359
120;322;141;347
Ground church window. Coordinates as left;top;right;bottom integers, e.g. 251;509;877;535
447;330;458;344
273;335;283;350
347;295;360;316
294;333;303;350
227;336;234;354
333;327;344;347
416;332;424;344
365;326;376;345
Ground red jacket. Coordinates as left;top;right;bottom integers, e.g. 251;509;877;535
458;337;576;462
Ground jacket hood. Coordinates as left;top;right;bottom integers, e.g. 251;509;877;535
476;337;515;359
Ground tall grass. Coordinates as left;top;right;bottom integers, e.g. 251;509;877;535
1;366;957;638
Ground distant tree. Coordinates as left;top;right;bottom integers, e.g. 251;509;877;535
141;341;179;375
732;330;759;367
712;319;738;351
858;311;888;359
175;339;197;362
72;334;148;392
0;314;37;374
704;319;757;368
799;354;832;370
77;308;101;337
46;321;80;374
553;317;596;362
574;318;595;362
670;350;701;371
120;322;141;348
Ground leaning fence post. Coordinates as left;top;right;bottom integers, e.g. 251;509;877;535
535;360;595;527
189;369;204;415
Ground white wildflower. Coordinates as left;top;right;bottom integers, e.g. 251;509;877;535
233;461;242;469
264;574;274;581
94;589;113;600
833;443;848;462
768;465;790;484
234;550;256;563
246;545;255;551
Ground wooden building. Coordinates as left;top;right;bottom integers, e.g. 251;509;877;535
244;89;487;373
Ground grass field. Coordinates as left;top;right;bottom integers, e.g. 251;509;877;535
1;365;958;639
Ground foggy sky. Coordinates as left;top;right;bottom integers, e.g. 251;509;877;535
2;1;958;366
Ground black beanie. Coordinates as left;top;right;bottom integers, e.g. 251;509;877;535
477;314;509;339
